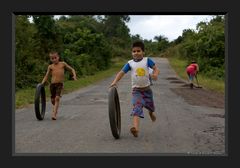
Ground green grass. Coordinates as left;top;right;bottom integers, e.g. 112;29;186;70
168;56;225;94
15;59;125;109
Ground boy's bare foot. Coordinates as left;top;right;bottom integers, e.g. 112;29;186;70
149;112;156;122
130;127;138;137
51;98;55;105
52;112;57;120
52;116;57;120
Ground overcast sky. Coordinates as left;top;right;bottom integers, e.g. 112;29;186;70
126;15;214;42
49;15;214;42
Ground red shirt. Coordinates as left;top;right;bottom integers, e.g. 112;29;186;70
186;63;198;75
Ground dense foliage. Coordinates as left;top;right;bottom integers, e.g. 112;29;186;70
166;15;225;80
15;15;133;90
15;15;225;91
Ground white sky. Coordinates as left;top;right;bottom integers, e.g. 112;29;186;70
126;15;214;42
32;15;214;42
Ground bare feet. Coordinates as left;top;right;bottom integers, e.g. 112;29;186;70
51;117;56;120
149;112;156;122
52;112;57;120
130;127;139;137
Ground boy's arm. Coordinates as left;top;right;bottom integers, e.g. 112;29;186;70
151;65;160;80
63;62;77;80
110;71;125;87
41;65;51;85
196;64;199;72
147;58;159;80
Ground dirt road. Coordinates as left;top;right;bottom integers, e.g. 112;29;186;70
15;57;225;155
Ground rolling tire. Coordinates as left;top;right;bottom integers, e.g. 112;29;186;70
34;83;46;120
108;86;121;139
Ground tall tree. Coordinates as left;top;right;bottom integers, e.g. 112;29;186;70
154;35;170;52
102;15;131;48
32;15;62;60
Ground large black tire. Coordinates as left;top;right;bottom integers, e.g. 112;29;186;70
34;83;46;120
108;86;121;139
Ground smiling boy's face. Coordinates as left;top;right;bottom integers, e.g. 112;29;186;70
132;47;144;60
49;53;59;64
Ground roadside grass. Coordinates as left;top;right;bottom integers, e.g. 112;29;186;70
167;56;225;94
15;59;125;109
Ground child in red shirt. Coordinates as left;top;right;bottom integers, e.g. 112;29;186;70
186;61;199;88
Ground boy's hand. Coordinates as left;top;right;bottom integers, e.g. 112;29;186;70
109;83;117;92
109;83;117;88
73;76;77;80
151;74;158;81
41;81;49;86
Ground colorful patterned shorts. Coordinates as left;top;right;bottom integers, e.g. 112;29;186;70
131;87;155;118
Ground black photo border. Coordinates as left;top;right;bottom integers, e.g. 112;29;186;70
1;0;239;167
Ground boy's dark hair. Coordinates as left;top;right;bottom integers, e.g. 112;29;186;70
49;51;62;62
49;51;59;56
132;41;145;51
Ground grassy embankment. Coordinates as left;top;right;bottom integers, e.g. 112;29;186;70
167;56;225;94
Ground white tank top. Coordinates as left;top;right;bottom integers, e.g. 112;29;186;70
128;57;150;88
